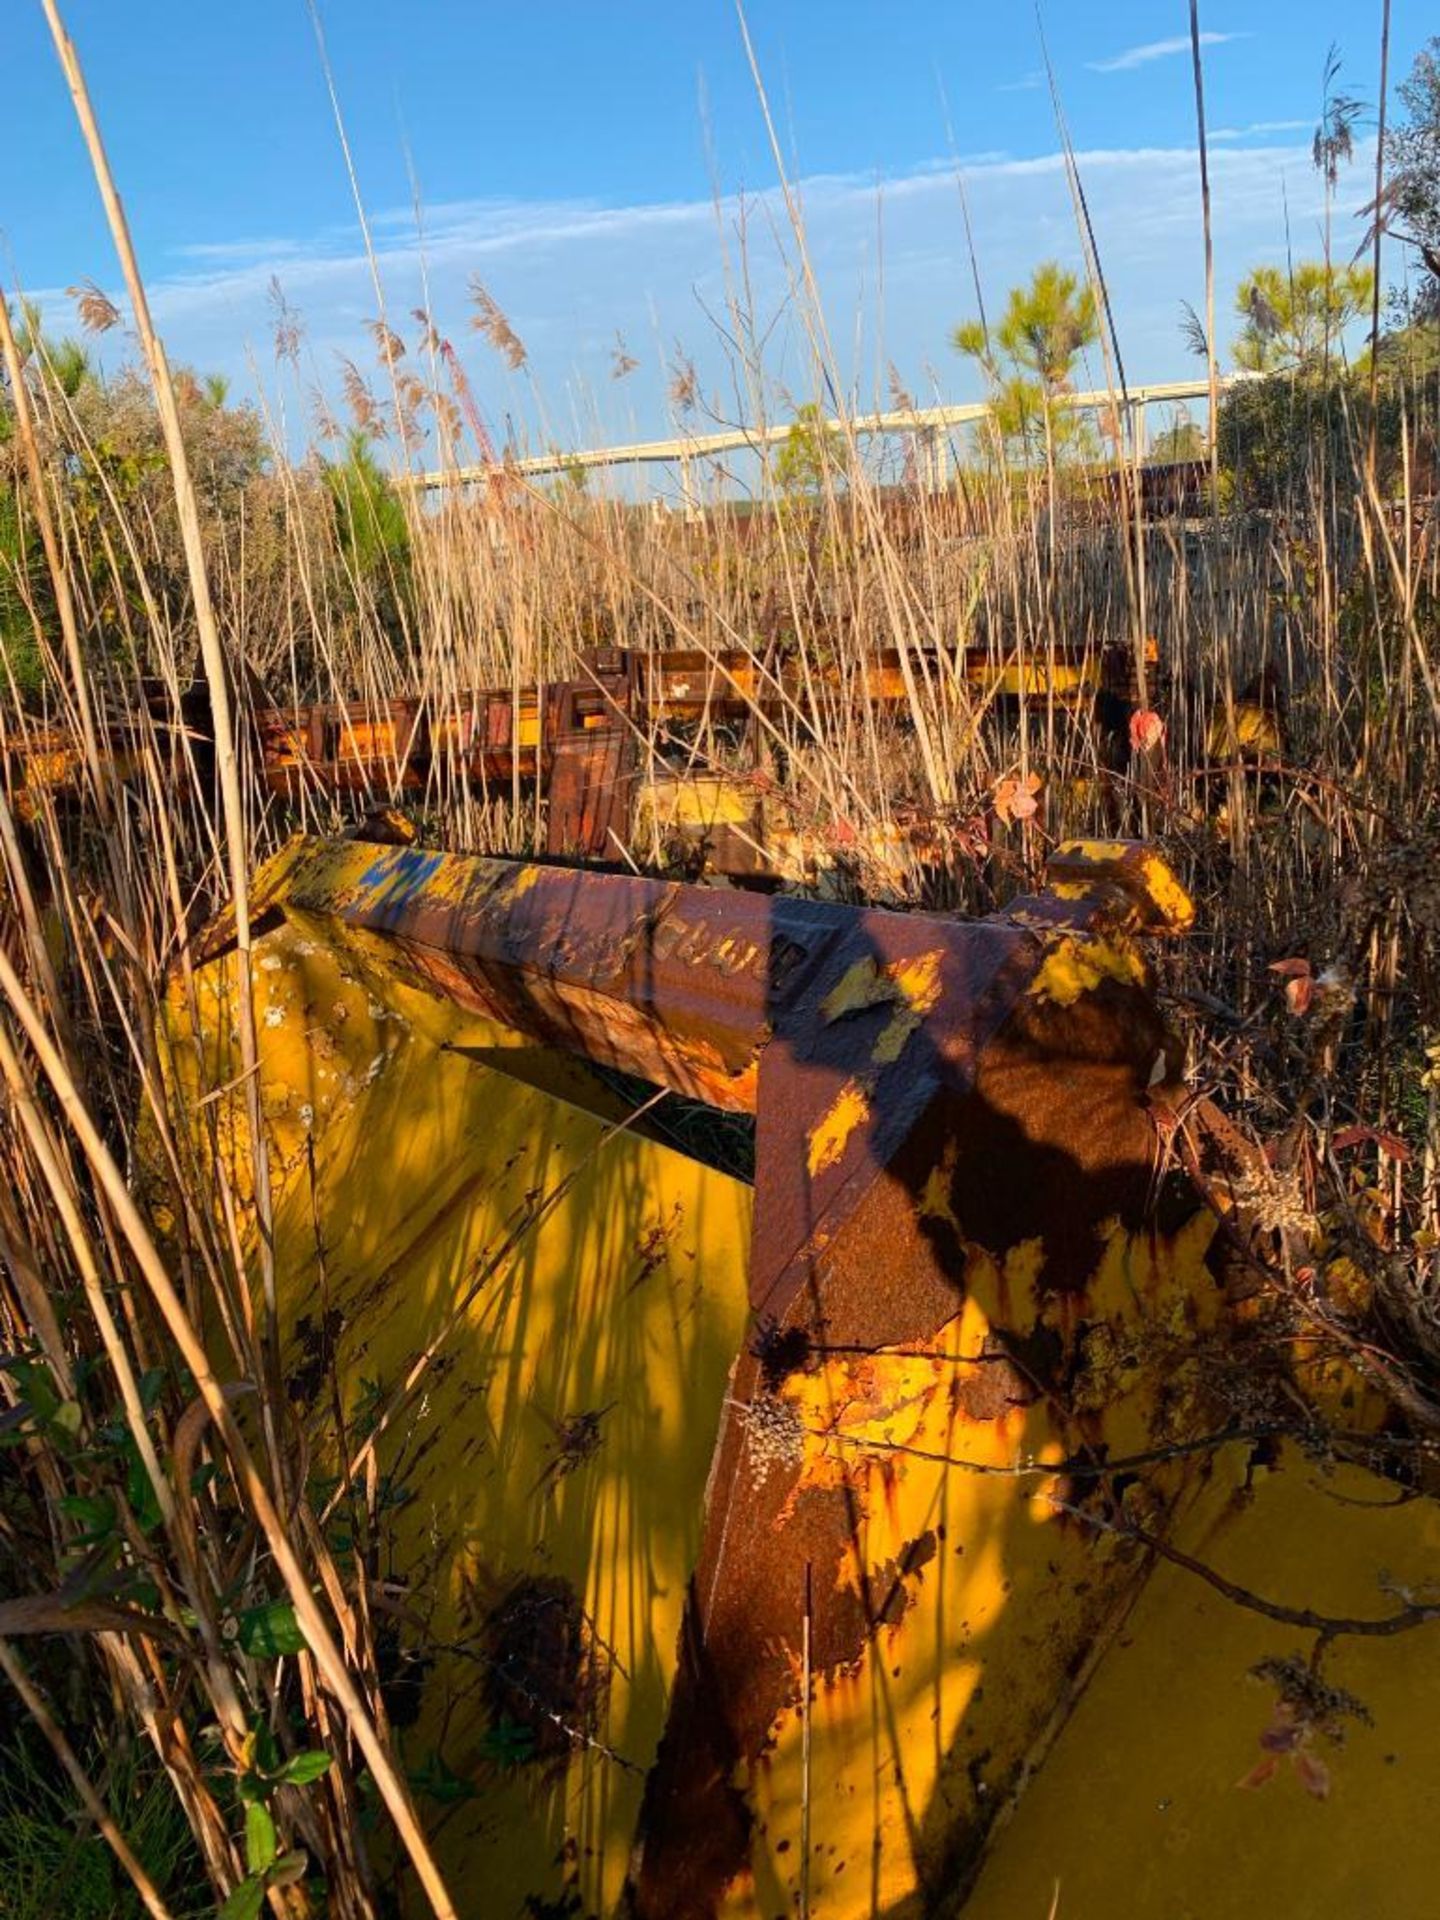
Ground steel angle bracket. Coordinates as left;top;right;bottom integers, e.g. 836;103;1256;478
234;833;1202;1911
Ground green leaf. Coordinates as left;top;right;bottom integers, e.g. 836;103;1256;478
278;1750;332;1786
236;1601;307;1658
250;1717;280;1776
58;1492;117;1542
51;1399;83;1440
244;1800;277;1877
217;1878;266;1920
126;1446;165;1533
267;1850;309;1889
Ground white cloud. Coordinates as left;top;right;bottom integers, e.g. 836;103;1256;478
33;134;1354;466
169;237;308;264
1088;32;1249;74
996;71;1043;93
1210;119;1311;142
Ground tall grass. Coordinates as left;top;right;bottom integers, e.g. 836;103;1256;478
1;13;1438;1916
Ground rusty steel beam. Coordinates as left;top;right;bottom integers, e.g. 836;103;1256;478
173;830;1440;1917
240;830;1207;1910
245;833;1186;1112
6;642;1148;865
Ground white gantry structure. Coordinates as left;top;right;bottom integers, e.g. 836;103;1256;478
401;375;1251;505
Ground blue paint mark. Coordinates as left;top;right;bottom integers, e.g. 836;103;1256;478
357;846;444;913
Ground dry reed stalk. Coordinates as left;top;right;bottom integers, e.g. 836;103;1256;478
0;293;110;815
0;940;460;1919
37;0;284;1417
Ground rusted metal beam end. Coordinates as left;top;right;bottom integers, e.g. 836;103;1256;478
1042;837;1195;933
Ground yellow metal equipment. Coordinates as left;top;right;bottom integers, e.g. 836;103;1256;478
165;834;1440;1918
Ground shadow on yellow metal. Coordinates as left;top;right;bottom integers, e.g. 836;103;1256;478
163;834;1440;1919
166;923;753;1915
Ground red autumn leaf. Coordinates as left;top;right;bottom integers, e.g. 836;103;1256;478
1259;1714;1302;1754
1236;1754;1281;1791
1268;958;1313;1015
1294;1749;1332;1801
1008;788;1039;823
828;817;858;849
1129;708;1166;754
1331;1126;1411;1164
994;771;1042;826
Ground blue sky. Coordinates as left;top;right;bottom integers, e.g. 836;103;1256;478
2;3;1432;466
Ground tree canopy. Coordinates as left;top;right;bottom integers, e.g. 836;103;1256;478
774;402;849;499
953;261;1099;467
1231;261;1375;373
1376;35;1440;319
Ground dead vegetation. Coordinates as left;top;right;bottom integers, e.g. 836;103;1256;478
0;5;1438;1916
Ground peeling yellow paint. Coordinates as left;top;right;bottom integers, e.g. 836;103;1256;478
1069;838;1132;862
807;1079;872;1175
820;949;944;1069
821;949;944;1025
1003;1234;1047;1300
887;949;944;1014
871;1005;919;1065
820;956;888;1023
1027;935;1146;1006
918;1149;962;1234
1140;854;1195;930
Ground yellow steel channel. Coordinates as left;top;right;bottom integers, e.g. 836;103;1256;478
164;919;752;1916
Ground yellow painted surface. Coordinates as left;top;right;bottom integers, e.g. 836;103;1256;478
1065;839;1132;862
163;922;753;1917
718;1201;1440;1920
720;1211;1229;1919
14;743;142;818
163;865;1440;1920
1027;934;1146;1006
965;657;1100;698
806;1079;872;1175
635;773;760;834
1140;851;1196;930
1207;704;1283;758
966;1450;1440;1919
